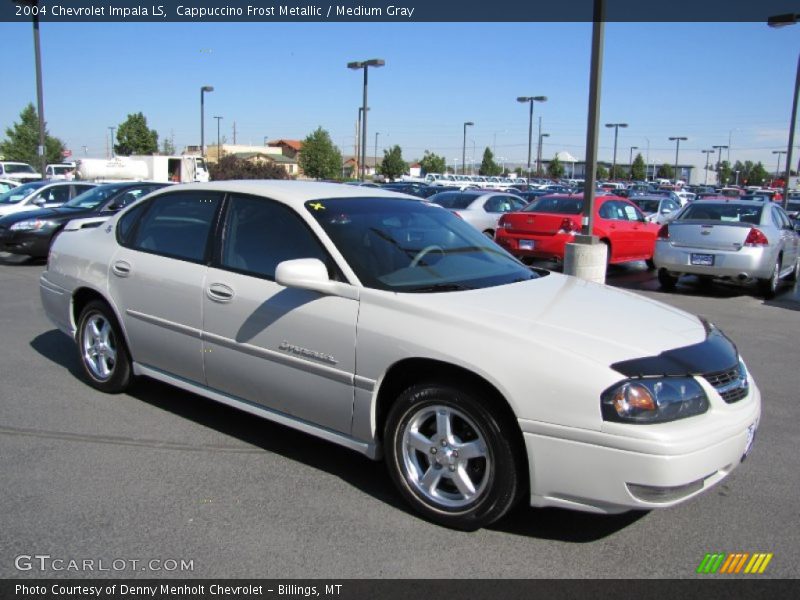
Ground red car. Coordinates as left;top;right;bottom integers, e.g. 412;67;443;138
495;194;660;266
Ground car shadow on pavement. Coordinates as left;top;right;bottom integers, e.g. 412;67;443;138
491;504;648;542
0;252;45;266
30;328;650;540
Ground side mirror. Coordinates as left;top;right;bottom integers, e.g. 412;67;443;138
275;258;358;300
106;203;121;212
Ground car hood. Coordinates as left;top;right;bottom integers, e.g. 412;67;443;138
391;272;706;367
0;206;76;224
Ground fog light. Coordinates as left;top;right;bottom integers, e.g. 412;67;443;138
627;478;705;503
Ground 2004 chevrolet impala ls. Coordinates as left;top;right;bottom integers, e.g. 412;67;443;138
40;181;760;530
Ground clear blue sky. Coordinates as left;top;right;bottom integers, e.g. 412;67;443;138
1;21;798;174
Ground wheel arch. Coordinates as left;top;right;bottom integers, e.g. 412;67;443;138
374;357;529;488
71;287;130;348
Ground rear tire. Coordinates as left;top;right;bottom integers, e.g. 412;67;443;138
658;268;678;291
759;256;782;299
77;300;133;393
384;383;523;531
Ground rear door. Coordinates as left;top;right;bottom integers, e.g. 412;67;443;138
772;205;800;272
598;200;636;260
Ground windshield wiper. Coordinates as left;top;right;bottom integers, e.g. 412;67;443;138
407;283;473;293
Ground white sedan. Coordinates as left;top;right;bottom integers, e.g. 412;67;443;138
428;189;527;237
40;181;760;530
0;180;96;217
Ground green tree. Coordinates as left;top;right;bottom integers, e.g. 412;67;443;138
547;154;564;178
748;162;769;187
657;163;674;180
419;150;446;175
161;135;176;155
716;160;732;186
609;164;627;180
478;147;502;176
209;155;289;180
298;127;342;180
114;113;158;156
596;164;609;180
378;145;408;181
630;153;646;181
0;103;65;168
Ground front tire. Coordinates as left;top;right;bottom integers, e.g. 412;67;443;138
384;383;523;530
77;300;133;393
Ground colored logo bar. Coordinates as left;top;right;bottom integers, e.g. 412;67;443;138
696;553;773;574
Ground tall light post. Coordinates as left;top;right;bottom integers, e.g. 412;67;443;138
517;96;547;179
470;139;476;175
214;116;223;161
773;150;787;180
108;127;116;158
768;13;799;208
374;131;379;175
701;149;715;185
712;144;728;185
200;85;214;158
348;59;385;180
537;132;550;176
461;121;474;175
605;123;628;180
16;1;47;177
628;145;638;180
669;136;687;184
355;106;369;176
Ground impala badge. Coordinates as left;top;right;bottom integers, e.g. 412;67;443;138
279;341;338;365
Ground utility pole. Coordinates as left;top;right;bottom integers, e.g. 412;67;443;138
108;127;116;158
232;121;237;145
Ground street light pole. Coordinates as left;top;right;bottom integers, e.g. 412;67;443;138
605;123;628;180
374;131;379;175
22;0;47;178
628;146;638;180
214;116;223;161
712;144;728;185
348;59;385;181
108;127;116;158
773;150;787;180
668;137;687;184
701;149;715;185
517;96;547;179
461;122;474;176
200;85;214;159
537;133;550;177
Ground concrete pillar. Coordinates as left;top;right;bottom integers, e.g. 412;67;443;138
564;238;607;284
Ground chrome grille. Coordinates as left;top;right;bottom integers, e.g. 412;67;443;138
703;364;748;404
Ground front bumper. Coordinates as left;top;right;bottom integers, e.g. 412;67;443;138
519;379;761;514
654;241;773;280
0;228;53;257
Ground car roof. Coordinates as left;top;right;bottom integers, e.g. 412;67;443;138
153;180;417;207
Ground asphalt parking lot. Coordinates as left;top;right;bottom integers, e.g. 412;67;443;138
1;253;798;579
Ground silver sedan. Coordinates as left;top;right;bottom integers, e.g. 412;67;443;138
654;199;800;297
427;189;527;237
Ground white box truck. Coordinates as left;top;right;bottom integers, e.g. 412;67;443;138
76;155;209;183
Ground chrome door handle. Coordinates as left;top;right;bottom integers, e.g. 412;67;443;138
207;283;234;303
112;261;131;277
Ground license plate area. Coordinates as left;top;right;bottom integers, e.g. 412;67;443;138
691;253;715;266
519;239;535;250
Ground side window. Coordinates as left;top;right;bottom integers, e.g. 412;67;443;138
598;201;617;219
220;194;328;280
773;207;791;229
483;196;504;212
116;202;148;245
108;187;154;211
130;192;221;262
622;204;641;221
71;185;93;197
37;186;70;204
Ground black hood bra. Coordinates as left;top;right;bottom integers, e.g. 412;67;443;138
611;318;739;378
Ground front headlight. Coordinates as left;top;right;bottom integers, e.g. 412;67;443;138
601;377;708;423
9;219;58;231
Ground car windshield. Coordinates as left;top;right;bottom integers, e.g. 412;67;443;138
51;165;72;175
679;203;763;223
631;199;661;213
429;192;476;209
523;195;583;214
63;184;128;209
305;197;539;293
0;181;44;204
3;164;36;174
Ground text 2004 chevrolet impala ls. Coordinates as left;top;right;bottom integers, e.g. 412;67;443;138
40;181;760;530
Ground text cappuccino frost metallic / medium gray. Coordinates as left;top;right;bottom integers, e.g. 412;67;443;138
39;180;761;530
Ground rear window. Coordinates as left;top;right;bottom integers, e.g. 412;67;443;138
429;192;475;209
523;195;583;214
679;203;763;224
631;199;661;213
